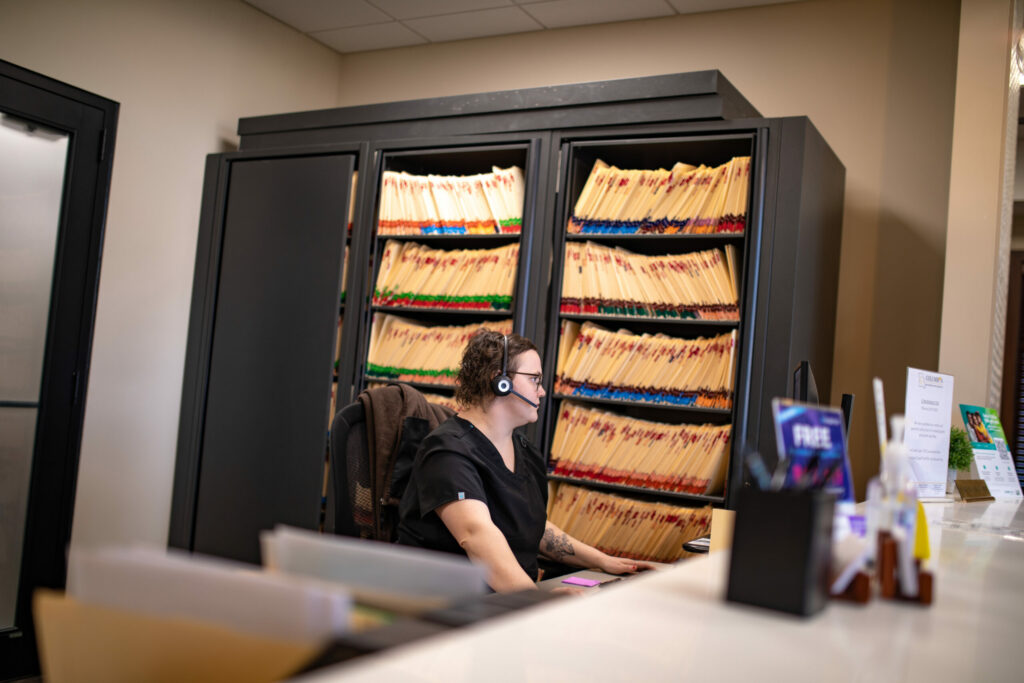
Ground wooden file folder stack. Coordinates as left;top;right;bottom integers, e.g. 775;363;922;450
554;321;736;409
547;484;712;563
374;240;519;311
567;156;749;234
366;314;512;386
377;166;525;235
560;241;739;320
550;402;730;496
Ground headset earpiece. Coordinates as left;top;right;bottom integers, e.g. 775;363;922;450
491;334;513;396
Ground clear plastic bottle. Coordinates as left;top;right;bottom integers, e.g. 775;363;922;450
865;415;912;564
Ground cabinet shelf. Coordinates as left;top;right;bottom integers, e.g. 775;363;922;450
364;377;456;393
559;313;739;328
547;474;724;506
565;233;744;246
551;393;732;417
370;305;513;317
375;233;520;246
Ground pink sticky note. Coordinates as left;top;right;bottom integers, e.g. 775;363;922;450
562;576;601;587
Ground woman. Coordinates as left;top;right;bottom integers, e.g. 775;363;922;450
397;330;651;592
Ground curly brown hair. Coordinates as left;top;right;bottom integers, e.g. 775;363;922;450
455;330;538;409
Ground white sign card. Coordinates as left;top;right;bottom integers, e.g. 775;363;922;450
903;368;955;498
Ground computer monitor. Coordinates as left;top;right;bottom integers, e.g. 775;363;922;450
791;360;819;404
791;359;855;449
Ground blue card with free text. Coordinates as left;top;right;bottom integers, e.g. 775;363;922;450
772;399;854;502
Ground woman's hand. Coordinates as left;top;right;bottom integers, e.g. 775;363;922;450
598;555;657;575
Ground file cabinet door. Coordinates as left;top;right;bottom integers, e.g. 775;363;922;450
191;153;354;564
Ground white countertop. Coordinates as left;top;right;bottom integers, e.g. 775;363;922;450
295;501;1024;683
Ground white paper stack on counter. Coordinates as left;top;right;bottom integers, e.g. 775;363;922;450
35;546;354;683
261;525;488;614
66;545;352;641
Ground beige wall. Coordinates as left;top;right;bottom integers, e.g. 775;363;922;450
939;0;1021;417
0;0;344;551
0;0;1000;551
337;0;960;497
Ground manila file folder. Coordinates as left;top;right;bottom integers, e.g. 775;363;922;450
34;589;319;683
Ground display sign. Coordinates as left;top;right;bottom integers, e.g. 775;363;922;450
958;404;1022;500
772;399;853;502
903;368;954;498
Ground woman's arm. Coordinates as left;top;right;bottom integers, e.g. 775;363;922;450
540;520;657;574
436;498;538;592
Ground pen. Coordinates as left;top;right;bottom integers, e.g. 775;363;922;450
770;455;789;491
873;377;887;458
816;460;841;490
798;454;821;489
745;450;771;490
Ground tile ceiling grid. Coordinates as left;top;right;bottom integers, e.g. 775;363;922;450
242;0;798;54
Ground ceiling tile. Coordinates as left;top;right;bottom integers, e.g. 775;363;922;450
404;7;543;42
666;0;797;13
521;0;674;29
312;21;428;53
369;0;514;20
245;0;391;32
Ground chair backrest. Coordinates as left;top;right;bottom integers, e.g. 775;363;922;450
329;400;370;538
329;384;454;542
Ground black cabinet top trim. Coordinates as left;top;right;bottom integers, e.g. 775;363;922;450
240;71;759;136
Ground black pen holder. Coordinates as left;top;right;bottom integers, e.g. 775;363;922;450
725;487;835;617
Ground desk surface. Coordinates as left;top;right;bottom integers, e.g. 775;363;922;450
295;501;1024;682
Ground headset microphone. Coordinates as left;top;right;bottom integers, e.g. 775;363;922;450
491;335;514;397
510;389;539;408
491;334;540;408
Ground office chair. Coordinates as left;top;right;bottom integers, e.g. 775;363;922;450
329;400;369;538
328;383;454;542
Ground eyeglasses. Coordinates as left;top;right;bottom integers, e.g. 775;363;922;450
510;371;543;387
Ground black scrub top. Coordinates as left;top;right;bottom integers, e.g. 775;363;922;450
396;415;549;580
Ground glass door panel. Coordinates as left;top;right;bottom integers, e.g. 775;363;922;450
0;111;69;629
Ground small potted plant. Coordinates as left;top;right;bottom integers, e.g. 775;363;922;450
947;426;973;494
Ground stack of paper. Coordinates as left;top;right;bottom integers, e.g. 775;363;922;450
377;166;524;235
66;546;351;643
374;240;519;311
366;313;511;386
568;157;749;234
560;241;739;320
555;321;736;408
547;484;712;562
550;401;731;495
261;526;487;614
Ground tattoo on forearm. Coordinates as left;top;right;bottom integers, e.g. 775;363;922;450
542;528;575;560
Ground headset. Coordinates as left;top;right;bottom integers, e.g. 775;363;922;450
491;334;539;408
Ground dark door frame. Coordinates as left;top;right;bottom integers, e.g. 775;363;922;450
0;59;118;679
1001;249;1024;460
